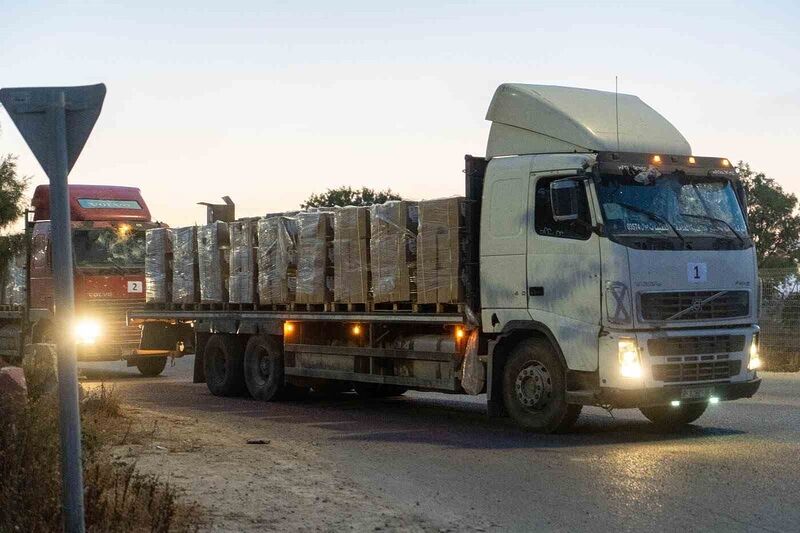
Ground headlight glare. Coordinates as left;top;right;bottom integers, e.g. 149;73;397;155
618;338;642;378
748;334;761;371
74;319;101;345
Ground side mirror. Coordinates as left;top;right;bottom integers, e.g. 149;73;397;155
550;179;580;221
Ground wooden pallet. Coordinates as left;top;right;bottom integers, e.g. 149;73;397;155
412;302;465;314
369;301;414;312
328;302;368;312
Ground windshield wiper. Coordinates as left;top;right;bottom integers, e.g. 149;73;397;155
613;202;687;248
106;257;127;274
679;213;745;246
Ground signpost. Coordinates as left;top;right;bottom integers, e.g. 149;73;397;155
0;84;106;533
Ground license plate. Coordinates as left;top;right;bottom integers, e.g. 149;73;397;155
681;386;713;400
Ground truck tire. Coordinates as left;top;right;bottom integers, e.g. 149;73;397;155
136;356;167;377
639;403;707;428
243;335;284;401
203;334;246;397
502;338;581;433
353;383;407;398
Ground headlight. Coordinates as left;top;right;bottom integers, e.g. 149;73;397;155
74;319;101;345
618;338;642;378
748;333;761;371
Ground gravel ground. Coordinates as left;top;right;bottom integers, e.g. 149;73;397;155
81;358;800;533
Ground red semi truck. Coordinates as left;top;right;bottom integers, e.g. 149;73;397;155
0;184;169;376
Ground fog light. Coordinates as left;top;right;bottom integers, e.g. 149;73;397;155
748;334;761;370
709;396;720;404
618;338;642;378
670;400;681;407
74;319;101;345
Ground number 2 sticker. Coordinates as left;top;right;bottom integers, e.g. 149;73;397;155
128;281;143;293
688;262;707;283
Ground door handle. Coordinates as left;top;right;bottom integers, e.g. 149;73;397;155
529;286;544;296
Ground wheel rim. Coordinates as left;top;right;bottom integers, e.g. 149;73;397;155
212;350;227;381
514;360;553;411
256;347;271;384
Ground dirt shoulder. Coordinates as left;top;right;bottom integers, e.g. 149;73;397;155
111;405;443;532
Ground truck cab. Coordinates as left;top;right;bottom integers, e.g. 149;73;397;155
28;184;164;374
478;84;760;430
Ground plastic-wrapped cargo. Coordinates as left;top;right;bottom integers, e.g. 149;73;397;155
145;227;171;303
229;220;258;304
3;253;26;307
197;221;230;303
295;211;334;304
417;197;468;304
170;226;199;304
369;201;418;303
257;216;298;304
333;206;370;304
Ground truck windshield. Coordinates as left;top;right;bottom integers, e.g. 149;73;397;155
596;173;750;249
72;227;146;269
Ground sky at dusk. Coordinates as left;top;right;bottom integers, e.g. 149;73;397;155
2;1;798;228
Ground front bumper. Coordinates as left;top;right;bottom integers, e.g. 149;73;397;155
597;377;762;408
77;342;138;362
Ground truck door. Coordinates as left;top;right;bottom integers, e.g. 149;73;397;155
526;173;601;371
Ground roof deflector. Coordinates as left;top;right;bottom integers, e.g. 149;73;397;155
485;84;691;158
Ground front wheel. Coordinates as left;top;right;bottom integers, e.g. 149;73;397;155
502;338;581;433
136;356;167;377
639;403;707;428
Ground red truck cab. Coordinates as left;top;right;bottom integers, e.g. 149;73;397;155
28;184;162;372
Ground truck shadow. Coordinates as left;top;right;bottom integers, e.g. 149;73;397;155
308;394;745;449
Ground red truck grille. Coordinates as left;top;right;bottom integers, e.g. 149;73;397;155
78;298;143;347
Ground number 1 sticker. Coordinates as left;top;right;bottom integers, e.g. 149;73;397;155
688;262;707;283
128;281;143;293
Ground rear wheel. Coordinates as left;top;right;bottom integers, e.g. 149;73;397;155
136;356;167;377
502;338;581;433
640;403;707;428
243;335;284;401
204;334;246;396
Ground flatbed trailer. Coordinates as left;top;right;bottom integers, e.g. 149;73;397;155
129;307;473;393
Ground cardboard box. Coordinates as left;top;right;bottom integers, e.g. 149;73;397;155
334;207;370;303
145;227;171;303
369;201;417;303
197;221;229;303
417;197;466;304
229;220;258;304
170;226;199;304
257;216;298;304
295;211;334;304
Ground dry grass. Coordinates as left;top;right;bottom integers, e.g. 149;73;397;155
0;357;202;532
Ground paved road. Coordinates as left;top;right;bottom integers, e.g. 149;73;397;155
79;358;800;532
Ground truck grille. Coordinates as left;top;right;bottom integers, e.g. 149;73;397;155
78;298;143;347
648;335;746;357
652;360;741;383
640;291;749;321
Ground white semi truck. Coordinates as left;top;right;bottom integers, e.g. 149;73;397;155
130;84;761;432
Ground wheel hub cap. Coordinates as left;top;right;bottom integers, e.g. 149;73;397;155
514;361;553;410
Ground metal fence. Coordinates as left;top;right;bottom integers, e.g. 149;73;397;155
760;267;800;371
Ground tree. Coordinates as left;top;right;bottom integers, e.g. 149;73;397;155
0;154;30;266
301;186;402;209
737;162;800;269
